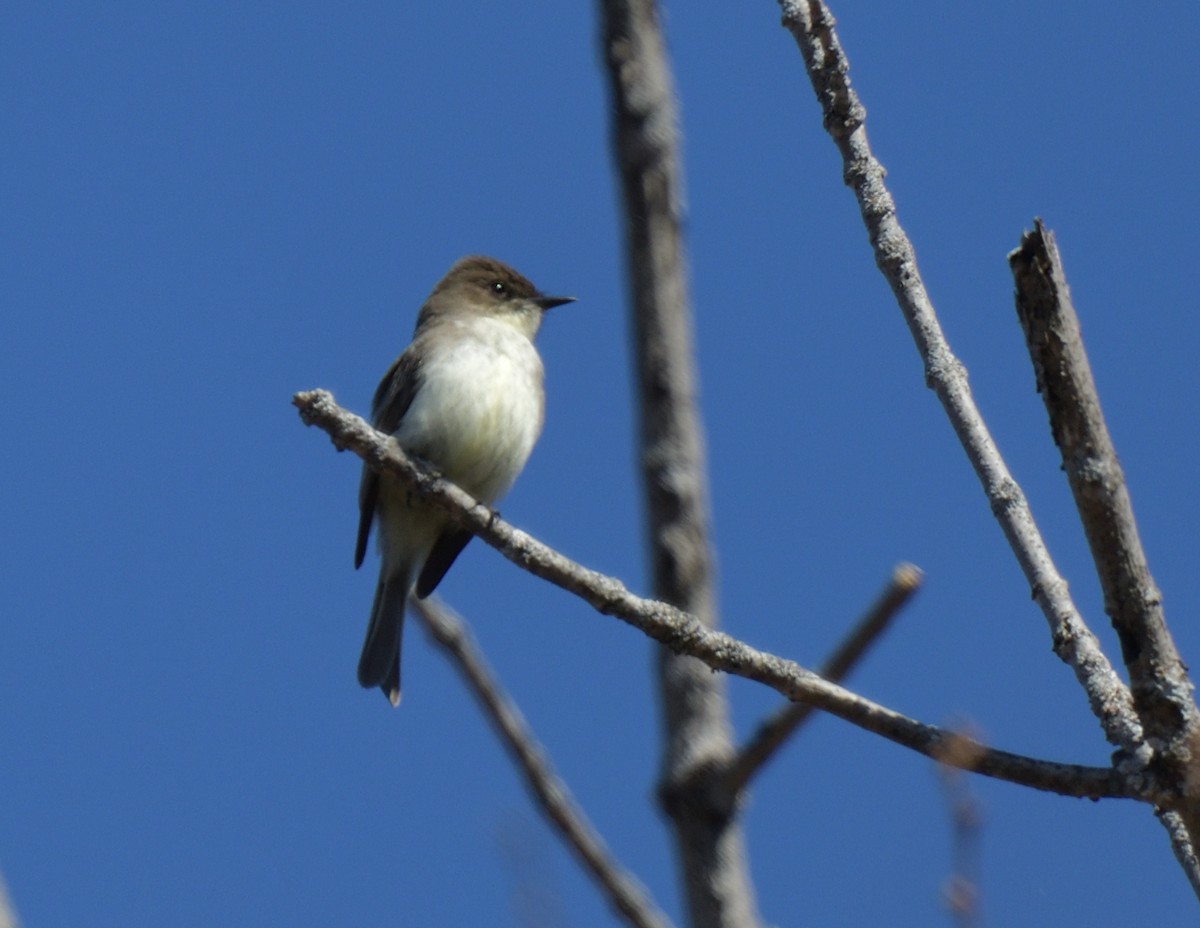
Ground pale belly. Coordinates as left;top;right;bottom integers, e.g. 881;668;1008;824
394;324;545;504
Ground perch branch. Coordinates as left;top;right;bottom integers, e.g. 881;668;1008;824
294;389;1145;802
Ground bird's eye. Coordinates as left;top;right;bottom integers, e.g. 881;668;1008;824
491;280;509;297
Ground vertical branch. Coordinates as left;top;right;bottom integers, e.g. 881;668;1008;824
1009;221;1200;837
598;1;761;926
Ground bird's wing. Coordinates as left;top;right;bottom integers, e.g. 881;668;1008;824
354;348;422;569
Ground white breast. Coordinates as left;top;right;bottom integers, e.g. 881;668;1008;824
395;317;545;504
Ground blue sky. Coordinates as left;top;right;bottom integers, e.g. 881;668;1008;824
3;3;1199;925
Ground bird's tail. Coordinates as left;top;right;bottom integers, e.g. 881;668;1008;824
357;568;409;707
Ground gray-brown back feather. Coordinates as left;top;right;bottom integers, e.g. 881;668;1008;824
354;349;423;569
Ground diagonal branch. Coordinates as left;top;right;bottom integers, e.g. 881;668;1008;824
726;562;922;796
1156;807;1200;901
410;597;675;928
1009;219;1200;838
775;0;1145;762
294;390;1145;802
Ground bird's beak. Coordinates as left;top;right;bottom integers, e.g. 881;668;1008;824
534;294;576;311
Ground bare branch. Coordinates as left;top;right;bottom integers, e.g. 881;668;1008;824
601;0;759;923
294;390;1143;801
1009;221;1200;832
0;872;19;928
410;597;675;928
775;0;1146;760
1157;808;1200;901
726;563;922;795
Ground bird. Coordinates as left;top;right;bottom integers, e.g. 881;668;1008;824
354;256;574;705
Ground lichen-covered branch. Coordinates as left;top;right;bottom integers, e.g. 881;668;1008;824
775;0;1145;760
1157;807;1200;900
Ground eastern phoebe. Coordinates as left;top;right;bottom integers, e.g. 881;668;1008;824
354;256;574;705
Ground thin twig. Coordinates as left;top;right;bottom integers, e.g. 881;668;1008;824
726;563;922;795
411;597;675;928
774;0;1145;760
294;390;1145;802
935;730;986;928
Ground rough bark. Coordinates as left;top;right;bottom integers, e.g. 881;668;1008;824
598;1;762;925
